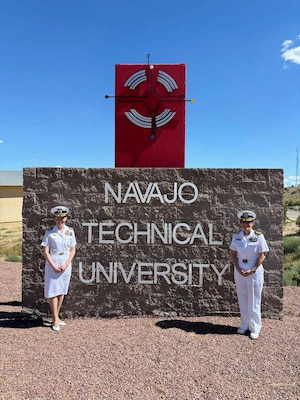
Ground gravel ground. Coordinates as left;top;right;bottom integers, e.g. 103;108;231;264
0;261;299;400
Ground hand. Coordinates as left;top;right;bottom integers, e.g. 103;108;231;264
52;265;62;273
241;269;253;277
58;263;67;272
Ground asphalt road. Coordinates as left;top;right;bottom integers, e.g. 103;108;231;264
286;209;300;220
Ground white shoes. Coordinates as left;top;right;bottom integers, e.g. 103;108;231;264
250;332;259;340
52;325;60;332
51;320;66;331
237;327;260;339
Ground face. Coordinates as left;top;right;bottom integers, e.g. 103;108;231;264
241;220;254;234
54;216;67;228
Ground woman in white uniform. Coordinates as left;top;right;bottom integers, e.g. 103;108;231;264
229;210;269;340
41;206;76;331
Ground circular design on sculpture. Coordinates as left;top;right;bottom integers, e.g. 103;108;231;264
124;69;179;131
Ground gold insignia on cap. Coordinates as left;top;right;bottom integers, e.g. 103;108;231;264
237;210;256;222
50;206;70;217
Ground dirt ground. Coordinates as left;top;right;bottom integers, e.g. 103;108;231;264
0;261;299;400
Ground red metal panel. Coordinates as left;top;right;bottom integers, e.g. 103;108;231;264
115;64;186;167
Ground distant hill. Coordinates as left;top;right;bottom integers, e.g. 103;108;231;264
284;186;300;204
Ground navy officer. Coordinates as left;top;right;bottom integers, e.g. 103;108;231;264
41;206;76;331
229;210;269;340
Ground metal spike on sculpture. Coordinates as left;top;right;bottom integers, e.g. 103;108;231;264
105;54;195;168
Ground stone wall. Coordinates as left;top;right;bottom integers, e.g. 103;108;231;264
22;167;284;319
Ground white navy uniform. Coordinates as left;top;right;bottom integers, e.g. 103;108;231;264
41;225;76;298
229;229;269;334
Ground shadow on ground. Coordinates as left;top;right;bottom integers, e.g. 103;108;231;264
0;301;45;329
156;319;237;335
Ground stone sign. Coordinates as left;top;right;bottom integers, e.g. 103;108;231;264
22;167;284;319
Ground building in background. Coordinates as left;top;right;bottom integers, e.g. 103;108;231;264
0;171;23;223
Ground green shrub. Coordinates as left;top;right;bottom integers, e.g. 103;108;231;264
283;264;300;286
283;235;300;286
283;236;300;254
5;254;22;262
285;200;300;207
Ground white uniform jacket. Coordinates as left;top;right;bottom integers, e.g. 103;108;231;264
229;229;269;270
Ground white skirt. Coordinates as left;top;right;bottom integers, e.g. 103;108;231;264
44;261;72;298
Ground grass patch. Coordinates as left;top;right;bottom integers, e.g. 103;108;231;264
283;236;300;286
0;240;22;262
5;254;22;262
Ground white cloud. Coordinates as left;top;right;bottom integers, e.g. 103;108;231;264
281;35;300;66
281;39;293;52
284;175;300;187
0;140;3;144
282;46;300;64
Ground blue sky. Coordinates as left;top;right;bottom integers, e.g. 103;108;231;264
0;0;299;187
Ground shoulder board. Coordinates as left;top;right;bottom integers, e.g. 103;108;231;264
255;230;262;235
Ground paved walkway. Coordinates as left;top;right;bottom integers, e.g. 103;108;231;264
286;209;300;220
